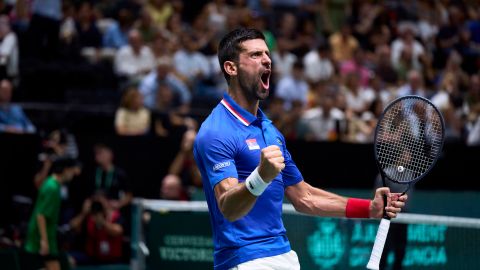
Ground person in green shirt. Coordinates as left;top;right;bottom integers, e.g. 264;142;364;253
25;157;78;270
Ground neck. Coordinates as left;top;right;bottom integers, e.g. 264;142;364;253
52;174;63;184
101;163;114;171
227;87;259;116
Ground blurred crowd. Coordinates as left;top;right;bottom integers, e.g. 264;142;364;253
1;0;480;267
0;0;478;145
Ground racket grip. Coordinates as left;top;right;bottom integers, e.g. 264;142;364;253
366;218;391;270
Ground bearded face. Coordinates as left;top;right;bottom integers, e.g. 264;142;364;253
234;39;272;101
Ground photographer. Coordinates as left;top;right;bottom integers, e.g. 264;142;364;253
34;129;79;189
68;195;124;265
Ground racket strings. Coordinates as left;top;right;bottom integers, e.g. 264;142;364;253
376;98;444;183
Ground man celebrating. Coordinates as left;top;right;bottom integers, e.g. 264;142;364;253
193;28;407;270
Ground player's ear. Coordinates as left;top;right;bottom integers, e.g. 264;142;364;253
224;61;237;77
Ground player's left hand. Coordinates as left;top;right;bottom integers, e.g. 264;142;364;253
370;187;408;219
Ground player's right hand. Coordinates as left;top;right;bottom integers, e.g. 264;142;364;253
258;145;285;183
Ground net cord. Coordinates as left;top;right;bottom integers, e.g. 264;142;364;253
136;199;480;229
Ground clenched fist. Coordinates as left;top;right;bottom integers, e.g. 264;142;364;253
258;145;285;182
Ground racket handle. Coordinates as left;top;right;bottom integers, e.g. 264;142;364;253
366;218;391;270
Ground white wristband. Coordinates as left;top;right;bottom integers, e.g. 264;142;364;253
245;167;270;196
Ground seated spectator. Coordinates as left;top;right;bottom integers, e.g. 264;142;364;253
466;74;480;126
173;33;210;87
344;99;380;143
91;144;132;211
0;15;18;80
114;29;155;83
0;79;35;134
391;23;425;72
134;8;158;45
66;1;103;63
271;39;297;83
69;196;124;265
341;72;375;115
26;0;62;60
160;174;188;201
298;94;345;141
275;12;310;57
115;88;151;136
167;129;201;188
374;45;398;86
329;23;359;63
153;83;197;137
397;70;427;97
340;48;371;87
266;97;286;130
303;43;334;84
102;5;135;49
146;0;174;28
275;60;309;111
139;56;191;111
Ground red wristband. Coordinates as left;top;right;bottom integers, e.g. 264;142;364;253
346;198;371;218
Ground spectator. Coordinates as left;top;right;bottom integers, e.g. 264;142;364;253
168;129;202;188
275;12;309;57
342;72;375;115
69;196;124;265
114;29;155;83
24;157;78;270
271;39;297;83
266;96;286;132
34;129;79;189
434;5;464;69
102;5;135;49
134;7;158;45
173;33;210;88
139;56;191;111
416;0;439;50
466;74;480;125
303;43;334;84
27;0;62;60
0;15;18;80
202;0;230;37
145;0;173;29
298;93;344;141
339;48;372;87
275;60;309;111
397;70;427;97
374;45;398;86
75;1;103;61
250;14;276;52
329;23;359;63
152;82;197;137
454;27;480;75
345;99;380;144
391;22;425;72
115;87;151;136
0;79;35;134
160;174;188;200
91;144;132;212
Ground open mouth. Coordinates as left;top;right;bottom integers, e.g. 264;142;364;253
260;70;271;89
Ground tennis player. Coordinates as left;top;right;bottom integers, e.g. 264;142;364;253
193;28;407;270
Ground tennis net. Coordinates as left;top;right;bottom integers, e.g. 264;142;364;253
130;199;480;270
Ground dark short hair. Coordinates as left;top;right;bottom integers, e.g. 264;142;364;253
51;157;78;174
218;28;265;83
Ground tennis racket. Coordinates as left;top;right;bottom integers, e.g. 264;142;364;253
366;95;445;270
